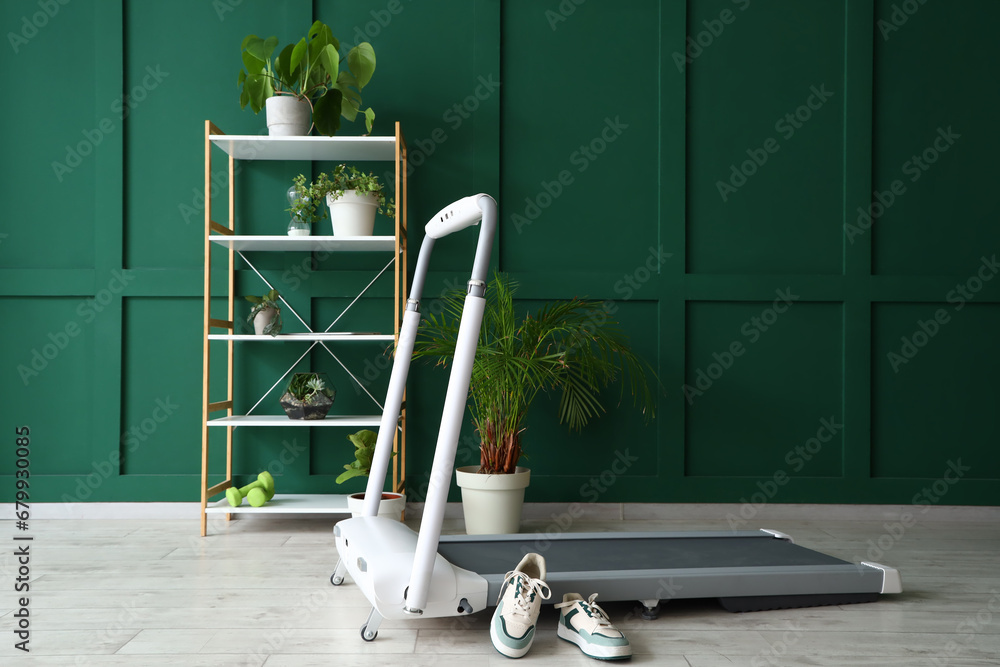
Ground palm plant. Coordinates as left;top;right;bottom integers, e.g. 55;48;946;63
412;272;656;475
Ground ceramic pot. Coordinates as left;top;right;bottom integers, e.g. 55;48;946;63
455;466;530;535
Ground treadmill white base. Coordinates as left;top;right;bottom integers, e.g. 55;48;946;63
334;515;488;620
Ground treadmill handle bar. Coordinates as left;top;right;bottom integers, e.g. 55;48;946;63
359;306;421;518
361;194;494;518
403;194;497;614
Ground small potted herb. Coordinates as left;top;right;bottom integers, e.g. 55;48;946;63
310;165;395;236
337;429;404;520
245;289;282;336
279;372;335;420
286;174;323;235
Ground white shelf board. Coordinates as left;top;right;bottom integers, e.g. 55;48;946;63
209;235;396;252
209;134;397;161
208;333;394;342
205;493;351;515
208;415;382;427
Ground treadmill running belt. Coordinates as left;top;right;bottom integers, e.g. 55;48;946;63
438;534;850;575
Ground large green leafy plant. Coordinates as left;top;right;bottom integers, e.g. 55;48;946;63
237;20;376;136
413;272;656;475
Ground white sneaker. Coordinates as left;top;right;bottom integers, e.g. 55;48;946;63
490;553;551;658
555;593;632;660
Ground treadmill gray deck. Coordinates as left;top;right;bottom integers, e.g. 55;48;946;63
436;530;885;609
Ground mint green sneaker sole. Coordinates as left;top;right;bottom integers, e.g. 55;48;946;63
557;621;632;660
491;613;534;658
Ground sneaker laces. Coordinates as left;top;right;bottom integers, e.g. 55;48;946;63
502;569;551;619
556;593;617;633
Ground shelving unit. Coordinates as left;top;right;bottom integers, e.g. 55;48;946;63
200;121;408;536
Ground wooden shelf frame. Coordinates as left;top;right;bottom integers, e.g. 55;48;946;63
200;121;408;534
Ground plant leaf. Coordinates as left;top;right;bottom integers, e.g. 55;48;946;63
262;35;278;60
242;49;265;75
243;35;266;61
274;43;296;89
245;73;269;113
290;37;307;73
347;42;376;88
340;96;359;122
313;88;343;136
335;467;365;484
318;44;339;82
307;19;323;41
364;107;375;133
336;76;362;106
337;71;359;90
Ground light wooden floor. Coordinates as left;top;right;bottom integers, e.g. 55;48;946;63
2;510;998;666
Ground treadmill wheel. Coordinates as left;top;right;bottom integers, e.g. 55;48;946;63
331;573;344;586
361;624;378;642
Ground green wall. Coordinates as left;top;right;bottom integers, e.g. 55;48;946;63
2;0;997;507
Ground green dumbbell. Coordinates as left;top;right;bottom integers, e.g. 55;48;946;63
247;472;276;507
226;472;275;507
246;471;275;507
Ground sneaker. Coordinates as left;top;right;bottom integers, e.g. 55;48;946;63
490;553;551;658
555;593;632;661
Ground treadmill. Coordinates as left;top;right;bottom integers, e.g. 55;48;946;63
332;194;902;641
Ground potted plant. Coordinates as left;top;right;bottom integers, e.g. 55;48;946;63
279;372;335;420
337;429;404;520
286;174;323;235
245;289;283;336
413;272;656;534
237;20;377;137
310;165;395;236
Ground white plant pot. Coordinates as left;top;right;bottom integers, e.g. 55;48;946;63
252;307;277;335
265;96;311;136
347;492;406;521
327;190;377;236
455;466;530;535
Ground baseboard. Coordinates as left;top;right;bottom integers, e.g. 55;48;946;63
5;501;998;522
1;502;203;520
410;502;1000;523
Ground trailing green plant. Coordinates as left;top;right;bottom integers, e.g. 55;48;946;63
413;272;656;475
237;20;377;136
286;372;334;403
310;165;395;217
245;289;283;336
287;174;324;223
336;429;394;484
